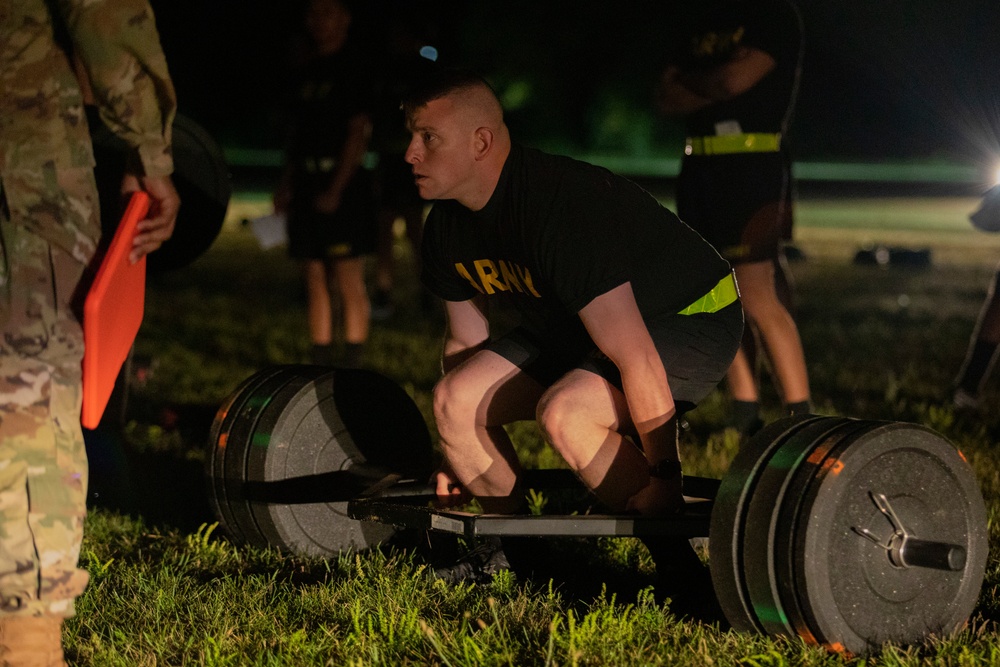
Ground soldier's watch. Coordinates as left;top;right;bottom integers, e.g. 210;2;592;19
648;459;682;480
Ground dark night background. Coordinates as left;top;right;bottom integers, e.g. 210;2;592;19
147;0;1000;179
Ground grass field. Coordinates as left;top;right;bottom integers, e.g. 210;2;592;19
67;190;1000;665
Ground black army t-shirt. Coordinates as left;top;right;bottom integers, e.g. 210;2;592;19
286;47;373;165
666;0;802;136
421;144;731;346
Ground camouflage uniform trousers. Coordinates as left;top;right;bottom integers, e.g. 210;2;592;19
0;165;99;619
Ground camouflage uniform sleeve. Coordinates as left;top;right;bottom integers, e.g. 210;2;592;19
58;0;176;177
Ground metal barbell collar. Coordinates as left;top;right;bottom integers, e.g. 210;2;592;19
852;491;967;572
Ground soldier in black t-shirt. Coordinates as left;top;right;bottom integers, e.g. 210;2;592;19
274;0;376;368
656;0;810;435
404;70;743;593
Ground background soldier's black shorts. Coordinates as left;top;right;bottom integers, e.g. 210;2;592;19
287;168;377;260
677;152;792;264
486;301;744;415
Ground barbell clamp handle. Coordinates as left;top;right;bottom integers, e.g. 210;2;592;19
852;526;891;550
871;491;910;538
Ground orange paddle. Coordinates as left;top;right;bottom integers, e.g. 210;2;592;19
81;191;150;429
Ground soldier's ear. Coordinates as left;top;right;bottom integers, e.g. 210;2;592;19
473;127;494;160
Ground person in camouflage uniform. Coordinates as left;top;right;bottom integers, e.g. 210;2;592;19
0;0;179;663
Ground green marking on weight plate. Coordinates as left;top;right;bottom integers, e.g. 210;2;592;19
252;432;272;448
246;395;272;409
768;445;808;471
754;603;789;627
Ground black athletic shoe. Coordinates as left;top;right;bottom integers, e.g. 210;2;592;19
642;536;729;627
432;537;512;585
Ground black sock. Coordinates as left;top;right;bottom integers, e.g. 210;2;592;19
731;400;760;432
499;536;546;578
957;339;999;395
785;400;811;416
310;343;334;366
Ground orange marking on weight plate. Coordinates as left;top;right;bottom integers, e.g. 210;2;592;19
795;625;820;645
822;457;845;475
218;432;228;450
806;438;836;465
958;450;968;462
826;642;848;655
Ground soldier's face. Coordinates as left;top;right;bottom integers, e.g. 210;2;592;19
306;0;350;45
404;97;479;205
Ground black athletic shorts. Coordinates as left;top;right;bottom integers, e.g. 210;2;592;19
676;152;792;264
287;169;377;260
486;301;743;415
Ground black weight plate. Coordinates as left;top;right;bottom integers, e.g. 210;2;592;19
742;417;855;638
245;369;396;555
709;414;828;633
206;365;301;544
89;108;230;274
246;368;434;557
781;421;897;652
770;419;874;647
213;366;313;546
222;366;329;548
146;114;231;273
207;365;271;540
792;422;989;656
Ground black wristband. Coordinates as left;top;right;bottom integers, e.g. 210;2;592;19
648;459;682;480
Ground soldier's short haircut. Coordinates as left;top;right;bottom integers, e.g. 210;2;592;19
401;68;499;117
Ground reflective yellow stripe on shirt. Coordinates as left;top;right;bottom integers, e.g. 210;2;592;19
678;272;739;315
685;133;781;156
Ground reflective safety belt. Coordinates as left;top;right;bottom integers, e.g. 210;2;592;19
678;272;739;315
684;133;781;156
303;156;339;173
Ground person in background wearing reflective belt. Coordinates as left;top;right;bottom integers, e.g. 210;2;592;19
656;0;810;435
0;0;178;663
274;0;377;369
405;69;742;617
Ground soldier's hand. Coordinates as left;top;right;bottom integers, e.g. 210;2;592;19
122;174;180;264
433;464;470;507
314;189;342;214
